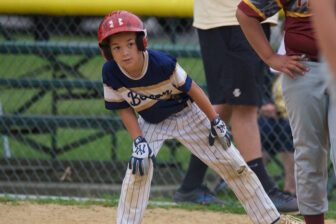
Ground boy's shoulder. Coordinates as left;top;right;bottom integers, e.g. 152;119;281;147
102;59;118;71
147;49;177;67
101;60;122;87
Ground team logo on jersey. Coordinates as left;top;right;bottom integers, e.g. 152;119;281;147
233;88;241;97
127;90;173;106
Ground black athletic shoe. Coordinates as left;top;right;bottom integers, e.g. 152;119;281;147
268;187;299;214
173;185;225;205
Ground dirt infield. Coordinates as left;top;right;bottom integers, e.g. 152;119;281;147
0;202;335;224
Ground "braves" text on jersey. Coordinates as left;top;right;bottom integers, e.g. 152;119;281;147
127;90;173;106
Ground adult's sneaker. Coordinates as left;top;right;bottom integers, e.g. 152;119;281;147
173;185;225;205
268;187;299;214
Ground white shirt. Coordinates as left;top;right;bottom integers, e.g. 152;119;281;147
193;0;278;29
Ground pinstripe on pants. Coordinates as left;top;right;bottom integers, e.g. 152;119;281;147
117;102;280;224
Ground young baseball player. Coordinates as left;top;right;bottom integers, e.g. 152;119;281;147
236;1;336;224
98;10;301;224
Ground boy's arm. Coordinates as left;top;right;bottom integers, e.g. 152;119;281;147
119;107;156;175
119;107;142;140
311;0;336;79
187;81;217;122
187;81;231;149
236;8;308;79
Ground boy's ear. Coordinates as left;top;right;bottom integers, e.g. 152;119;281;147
99;44;113;61
136;32;147;51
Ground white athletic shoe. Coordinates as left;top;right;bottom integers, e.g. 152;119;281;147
278;215;304;224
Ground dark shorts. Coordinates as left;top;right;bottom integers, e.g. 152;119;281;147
197;25;269;106
258;117;295;156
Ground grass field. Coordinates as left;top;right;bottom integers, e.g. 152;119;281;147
1;34;336;213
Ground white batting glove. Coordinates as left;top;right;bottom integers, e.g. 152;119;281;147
209;115;231;150
128;136;157;176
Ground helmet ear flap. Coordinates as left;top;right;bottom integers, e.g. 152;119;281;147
99;44;113;61
136;32;147;51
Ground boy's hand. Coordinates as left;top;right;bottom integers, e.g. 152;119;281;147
209;115;231;150
129;136;157;176
266;54;309;79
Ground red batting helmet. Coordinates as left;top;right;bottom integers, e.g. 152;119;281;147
98;10;147;61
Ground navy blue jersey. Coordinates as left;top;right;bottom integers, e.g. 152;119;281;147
102;49;193;123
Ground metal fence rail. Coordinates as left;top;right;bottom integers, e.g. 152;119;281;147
0;14;334;204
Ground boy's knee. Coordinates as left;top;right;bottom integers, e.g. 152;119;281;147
236;165;247;175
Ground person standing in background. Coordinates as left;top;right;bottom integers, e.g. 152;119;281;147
173;0;298;213
260;38;296;196
236;0;336;223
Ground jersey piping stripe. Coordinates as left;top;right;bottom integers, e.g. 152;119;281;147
275;0;283;9
286;11;312;17
243;0;267;20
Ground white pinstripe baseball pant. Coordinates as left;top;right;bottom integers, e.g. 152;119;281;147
117;102;280;224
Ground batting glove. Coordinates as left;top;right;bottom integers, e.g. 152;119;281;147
129;136;157;176
209;115;231;150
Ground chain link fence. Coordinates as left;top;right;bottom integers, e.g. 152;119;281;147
0;14;335;205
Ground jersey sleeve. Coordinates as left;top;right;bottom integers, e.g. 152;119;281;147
103;84;130;110
169;63;192;93
238;0;281;21
102;63;130;110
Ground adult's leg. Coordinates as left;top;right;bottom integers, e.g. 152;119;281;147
279;152;296;195
177;154;208;193
259;117;296;195
230;105;262;161
321;60;336;173
282;62;329;218
329;90;336;175
215;104;274;192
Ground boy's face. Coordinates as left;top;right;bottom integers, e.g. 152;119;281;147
109;32;143;75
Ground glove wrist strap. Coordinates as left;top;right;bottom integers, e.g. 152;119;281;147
134;136;144;145
211;114;221;126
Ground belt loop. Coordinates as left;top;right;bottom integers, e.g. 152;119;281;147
301;54;319;62
187;99;192;108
